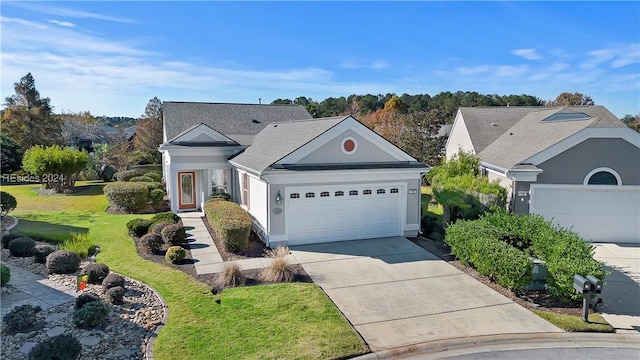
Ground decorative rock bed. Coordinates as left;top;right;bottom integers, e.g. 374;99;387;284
1;245;167;359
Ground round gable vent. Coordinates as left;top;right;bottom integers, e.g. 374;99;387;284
341;137;357;155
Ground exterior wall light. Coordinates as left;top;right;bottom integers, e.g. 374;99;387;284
408;189;418;194
275;190;283;205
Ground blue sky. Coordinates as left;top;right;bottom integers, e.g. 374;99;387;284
1;1;638;118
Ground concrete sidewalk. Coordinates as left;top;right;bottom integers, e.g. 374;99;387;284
178;212;299;275
592;243;640;333
291;238;562;352
0;261;77;318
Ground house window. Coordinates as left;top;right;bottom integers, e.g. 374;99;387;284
305;192;315;198
583;167;622;186
377;189;386;194
242;173;250;208
320;191;330;197
290;193;300;199
587;172;618;185
390;188;399;194
211;169;228;194
363;189;372;195
335;191;344;197
349;190;358;196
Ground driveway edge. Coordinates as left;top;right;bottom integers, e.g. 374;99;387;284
355;332;640;359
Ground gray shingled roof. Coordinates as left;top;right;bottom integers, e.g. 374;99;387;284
460;107;540;152
230;116;346;173
475;105;624;169
163;102;312;145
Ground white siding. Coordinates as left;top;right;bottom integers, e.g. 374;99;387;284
445;111;475;158
249;176;268;229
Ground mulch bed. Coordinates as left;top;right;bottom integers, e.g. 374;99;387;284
410;236;589;317
132;217;311;292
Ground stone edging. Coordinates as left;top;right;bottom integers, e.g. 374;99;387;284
1;215;18;234
143;281;169;360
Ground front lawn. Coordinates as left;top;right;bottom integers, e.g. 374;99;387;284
2;182;368;359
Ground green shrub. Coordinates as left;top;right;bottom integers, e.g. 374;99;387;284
150;188;165;208
2;233;23;249
3;304;42;332
102;272;125;292
46;250;81;274
105;286;125;305
8;237;36;257
144;182;163;192
421;213;442;237
114;169;146;182
1;264;10;286
1;191;17;216
150;211;180;225
73;300;109;329
76;292;101;309
445;219;532;289
144;171;162;182
34;244;56;264
140;233;163;254
446;210;605;300
165;246;186;263
22;145;89;192
126;218;153;237
207;193;231;202
28;334;82;360
150;221;172;235
204;200;251;253
83;263;110;284
129;175;155;182
59;232;94;258
103;182;149;212
161;223;186;246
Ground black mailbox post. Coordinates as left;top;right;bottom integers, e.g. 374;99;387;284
573;274;604;322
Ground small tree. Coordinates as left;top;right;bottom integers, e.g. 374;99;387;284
1;191;17;217
22;145;89;192
427;150;505;226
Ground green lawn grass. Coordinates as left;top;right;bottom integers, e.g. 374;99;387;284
2;182;368;359
532;309;614;333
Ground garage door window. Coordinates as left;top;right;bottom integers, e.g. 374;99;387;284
335;191;344;196
349;190;358;196
320;191;330;197
377;189;386;194
290;193;300;199
584;167;622;186
363;189;372;195
305;192;315;198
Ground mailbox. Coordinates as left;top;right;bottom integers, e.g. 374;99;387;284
573;274;591;294
586;275;603;294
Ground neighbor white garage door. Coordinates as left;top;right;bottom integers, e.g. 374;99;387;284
530;184;640;243
285;184;405;245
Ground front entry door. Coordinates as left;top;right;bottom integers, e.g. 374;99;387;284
178;171;196;210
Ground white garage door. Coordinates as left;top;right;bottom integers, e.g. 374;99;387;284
530;184;640;243
285;184;404;245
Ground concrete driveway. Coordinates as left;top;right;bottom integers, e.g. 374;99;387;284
593;243;640;332
291;237;561;352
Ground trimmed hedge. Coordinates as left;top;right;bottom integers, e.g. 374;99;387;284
445;209;604;300
1;190;17;216
161;223;186;246
129;175;155;183
145;171;162;182
204;200;251;253
104;182;149;212
165;246;186;263
114;169;147;182
9;237;36;257
2;233;24;249
126;218;153;237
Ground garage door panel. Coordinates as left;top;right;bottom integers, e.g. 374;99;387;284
530;185;639;243
286;184;405;245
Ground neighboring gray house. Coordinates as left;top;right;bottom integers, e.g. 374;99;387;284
160;102;428;247
446;105;640;244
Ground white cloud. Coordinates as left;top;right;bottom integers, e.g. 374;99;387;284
582;43;640;69
510;48;542;60
340;60;389;70
456;65;491;75
495;65;529;77
5;2;136;24
48;19;76;28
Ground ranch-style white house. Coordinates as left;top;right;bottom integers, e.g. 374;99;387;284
159;102;428;247
445;105;640;244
